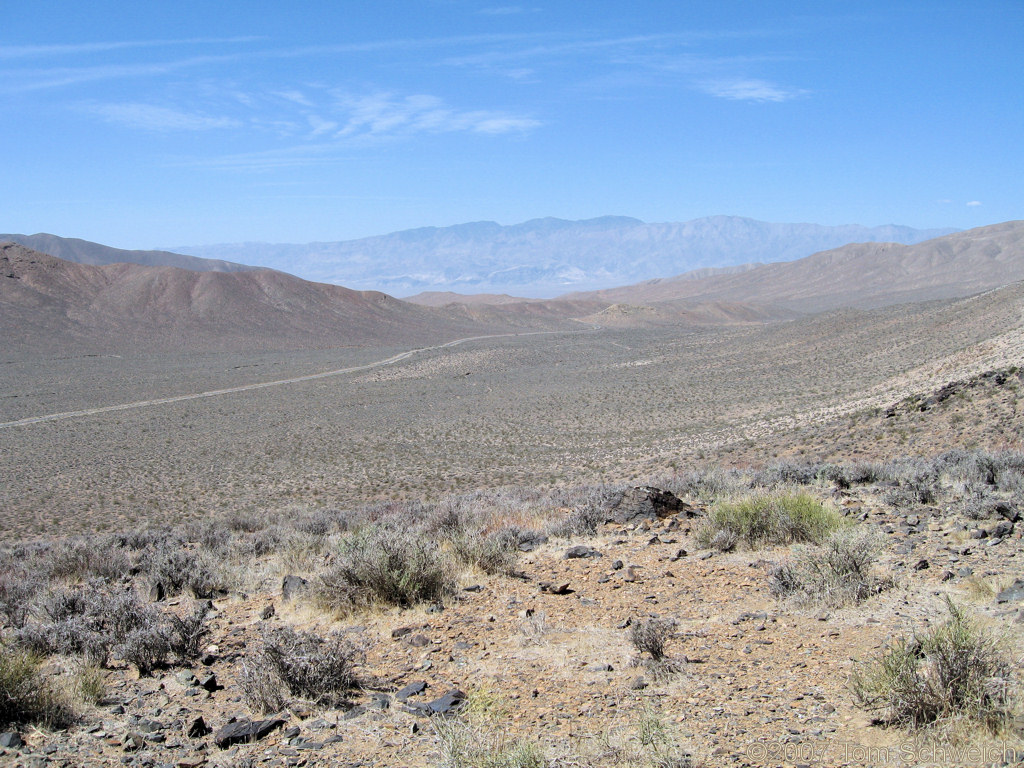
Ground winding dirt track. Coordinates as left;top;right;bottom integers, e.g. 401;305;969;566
0;329;586;430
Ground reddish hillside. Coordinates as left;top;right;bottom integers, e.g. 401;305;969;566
1;244;580;357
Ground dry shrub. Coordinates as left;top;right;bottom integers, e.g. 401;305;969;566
769;527;892;607
851;600;1017;731
317;526;455;610
697;491;845;551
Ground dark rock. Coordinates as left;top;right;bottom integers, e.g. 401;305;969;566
647;536;662;546
283;726;300;740
670;549;688;561
406;634;430;648
611;560;624;570
199;673;220;692
149;582;165;603
260;604;275;620
343;705;368;720
427;602;445;614
187;716;211;738
396;681;428;701
123;732;147;751
0;732;24;749
214;718;284;749
622;566;639;582
607;486;695;524
462;584;483;592
970;528;988;539
428;689;468;715
540;581;573;595
990;521;1015;539
996;579;1024;604
957;566;974;578
516;531;549;552
590;663;613;672
913;559;930;571
281;574;308;602
564;545;602;559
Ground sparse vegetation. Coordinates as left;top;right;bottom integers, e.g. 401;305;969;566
697;491;846;551
850;600;1017;731
769;527;892;607
316;525;456;610
0;643;73;728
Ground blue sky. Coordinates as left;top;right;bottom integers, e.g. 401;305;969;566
3;1;1021;249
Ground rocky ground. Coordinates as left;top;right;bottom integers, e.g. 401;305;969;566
4;480;1023;768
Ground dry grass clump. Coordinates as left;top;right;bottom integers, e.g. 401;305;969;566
769;527;892;607
628;617;685;679
851;600;1018;732
697;491;845;551
241;626;362;712
433;689;546;768
0;643;74;728
317;526;456;611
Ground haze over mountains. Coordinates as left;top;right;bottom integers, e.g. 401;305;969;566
173;216;956;297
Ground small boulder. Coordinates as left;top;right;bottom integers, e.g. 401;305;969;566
281;574;308;602
564;545;602;559
214;718;284;749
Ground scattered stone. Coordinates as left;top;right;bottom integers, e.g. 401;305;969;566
260;604;275;620
396;681;428;701
0;732;24;749
669;549;688;561
463;584;483;592
281;574;309;602
406;634;431;648
913;558;929;571
148;582;165;603
540;581;573;595
176;756;207;768
187;716;210;738
996;579;1024;604
199;673;220;692
630;677;648;690
698;551;714;561
426;689;468;715
214;718;285;749
611;560;624;570
123;732;147;751
283;726;301;740
564;545;602;559
622;566;639;582
516;532;549;552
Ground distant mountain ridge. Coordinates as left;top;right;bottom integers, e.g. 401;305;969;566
567;220;1024;313
0;233;256;273
174;216;957;297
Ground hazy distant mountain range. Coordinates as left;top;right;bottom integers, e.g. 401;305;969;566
172;216;957;297
5;221;1022;358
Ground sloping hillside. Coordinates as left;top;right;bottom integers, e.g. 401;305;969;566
568;221;1024;312
0;232;254;273
0;244;581;357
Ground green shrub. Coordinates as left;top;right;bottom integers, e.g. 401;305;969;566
697;492;845;551
851;600;1016;731
317;526;455;610
769;528;891;607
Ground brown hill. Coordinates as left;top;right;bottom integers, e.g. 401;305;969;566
0;232;254;273
566;220;1024;312
0;244;581;357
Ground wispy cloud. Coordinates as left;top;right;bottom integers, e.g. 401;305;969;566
86;103;241;131
477;6;533;15
698;78;809;102
0;37;262;59
335;92;540;138
967;200;982;207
